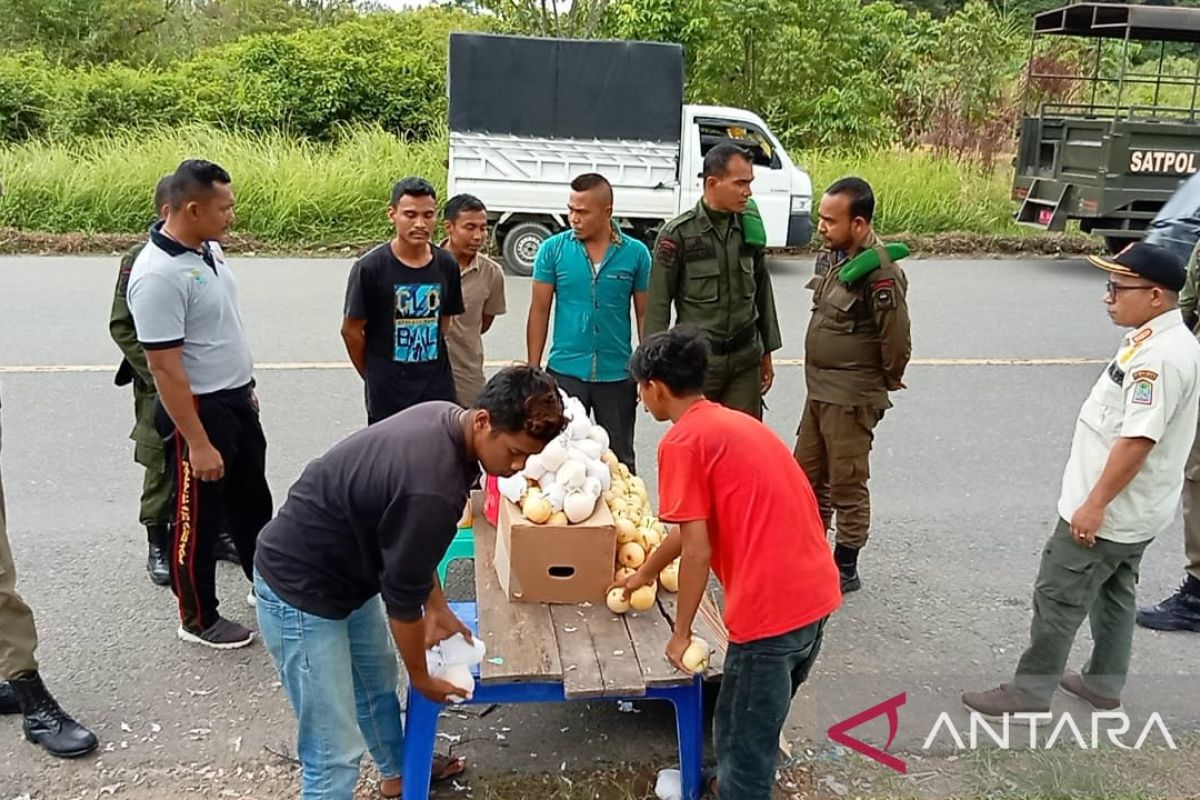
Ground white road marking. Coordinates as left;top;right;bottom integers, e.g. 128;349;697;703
0;357;1108;375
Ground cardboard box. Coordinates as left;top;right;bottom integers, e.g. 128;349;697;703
494;496;616;604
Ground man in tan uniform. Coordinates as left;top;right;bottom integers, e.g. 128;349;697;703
441;194;507;406
796;177;911;594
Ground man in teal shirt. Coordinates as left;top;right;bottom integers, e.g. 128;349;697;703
526;173;651;470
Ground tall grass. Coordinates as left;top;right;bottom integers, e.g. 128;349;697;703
0;127;1019;245
802;149;1020;235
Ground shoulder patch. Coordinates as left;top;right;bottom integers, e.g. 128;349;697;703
872;284;896;310
1131;369;1158;382
655;236;680;264
870;277;896;291
1133;328;1153;343
1131;379;1154;406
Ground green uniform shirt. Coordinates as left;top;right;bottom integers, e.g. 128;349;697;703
645;200;782;352
1180;239;1200;331
110;240;160;451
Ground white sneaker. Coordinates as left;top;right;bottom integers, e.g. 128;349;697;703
247;588;257;608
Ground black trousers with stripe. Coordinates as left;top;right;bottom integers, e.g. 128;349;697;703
155;385;272;633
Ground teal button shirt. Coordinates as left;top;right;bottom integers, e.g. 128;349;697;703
533;226;651;382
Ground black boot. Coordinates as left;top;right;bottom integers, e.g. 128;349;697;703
834;544;861;594
214;529;241;565
1137;576;1200;632
0;681;18;714
146;524;171;587
8;672;98;758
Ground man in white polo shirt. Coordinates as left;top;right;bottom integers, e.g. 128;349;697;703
127;160;272;650
964;242;1200;717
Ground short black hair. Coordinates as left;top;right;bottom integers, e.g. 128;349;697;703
629;327;709;396
703;143;752;179
445;193;487;222
390;177;437;207
153;174;172;216
168;160;231;211
826;177;875;223
475;366;569;444
570;173;613;204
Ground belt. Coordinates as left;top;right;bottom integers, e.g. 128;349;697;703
708;323;759;357
195;380;254;401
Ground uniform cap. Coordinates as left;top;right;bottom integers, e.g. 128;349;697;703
1088;242;1185;292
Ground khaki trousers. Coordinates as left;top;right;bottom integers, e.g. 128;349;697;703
793;398;880;549
0;412;40;679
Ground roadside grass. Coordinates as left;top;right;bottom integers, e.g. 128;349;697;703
0;127;1022;248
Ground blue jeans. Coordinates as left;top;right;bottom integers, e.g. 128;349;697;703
254;570;406;799
714;618;827;800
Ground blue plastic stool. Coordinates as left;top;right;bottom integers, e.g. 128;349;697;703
436;527;475;584
403;601;705;800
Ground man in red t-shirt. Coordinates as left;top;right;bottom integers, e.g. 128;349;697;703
615;327;841;800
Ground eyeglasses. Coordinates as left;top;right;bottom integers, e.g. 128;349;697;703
1105;280;1156;298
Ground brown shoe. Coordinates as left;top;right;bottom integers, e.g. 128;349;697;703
962;684;1049;721
1058;672;1121;712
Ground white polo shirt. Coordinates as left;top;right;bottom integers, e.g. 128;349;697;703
1058;310;1200;543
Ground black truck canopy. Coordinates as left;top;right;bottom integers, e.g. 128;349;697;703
447;33;686;143
1034;2;1200;44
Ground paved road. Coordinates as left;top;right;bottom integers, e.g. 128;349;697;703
0;254;1197;796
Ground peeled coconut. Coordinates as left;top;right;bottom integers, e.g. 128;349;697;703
629;583;657;612
681;637;712;674
588;425;611;450
659;560;679;593
498;473;527;504
585;458;612;491
542;481;565;512
606;587;631;614
618;542;646;569
555;460;587;491
611;478;628;497
603;490;615;505
522;452;547;481
522;494;552;524
547;510;569;526
629;476;647;495
564;490;597;524
571;438;604;461
581;476;602;498
567;414;591;441
539;437;569;472
617;464;631;480
615;566;637;581
437;661;475;703
615;517;640;545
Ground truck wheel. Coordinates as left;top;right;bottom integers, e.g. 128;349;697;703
501;222;553;277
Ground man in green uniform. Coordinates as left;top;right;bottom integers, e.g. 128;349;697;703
796;177;911;594
109;176;240;586
645;143;782;419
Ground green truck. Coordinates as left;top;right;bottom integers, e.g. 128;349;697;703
1013;2;1200;252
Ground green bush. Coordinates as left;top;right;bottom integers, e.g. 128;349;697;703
54;64;195;138
0;52;53;141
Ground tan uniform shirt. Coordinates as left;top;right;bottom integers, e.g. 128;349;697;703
445;251;506;406
804;237;911;409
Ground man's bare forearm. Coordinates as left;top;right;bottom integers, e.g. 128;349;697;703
150;361;208;447
1086;437;1155;508
526;308;550;366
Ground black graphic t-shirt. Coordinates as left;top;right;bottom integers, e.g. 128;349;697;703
345;242;465;423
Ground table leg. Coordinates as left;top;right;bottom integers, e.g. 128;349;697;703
402;687;440;800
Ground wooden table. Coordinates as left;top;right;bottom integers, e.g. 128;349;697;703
401;509;725;799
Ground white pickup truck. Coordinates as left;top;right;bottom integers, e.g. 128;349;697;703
446;34;814;275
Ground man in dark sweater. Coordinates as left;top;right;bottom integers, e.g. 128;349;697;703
253;366;567;799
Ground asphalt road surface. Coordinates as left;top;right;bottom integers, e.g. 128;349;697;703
1;254;1197;796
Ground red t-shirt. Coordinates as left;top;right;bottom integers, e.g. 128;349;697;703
657;399;841;644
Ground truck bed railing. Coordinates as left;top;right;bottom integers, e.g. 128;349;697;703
1040;101;1200;123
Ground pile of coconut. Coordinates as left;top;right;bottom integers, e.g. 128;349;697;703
494;392;682;609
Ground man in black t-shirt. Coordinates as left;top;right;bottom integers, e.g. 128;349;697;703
342;177;466;424
252;367;568;798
